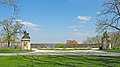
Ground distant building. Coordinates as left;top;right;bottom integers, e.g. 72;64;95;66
65;40;80;48
0;40;21;47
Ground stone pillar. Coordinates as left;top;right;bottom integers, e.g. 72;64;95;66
108;38;112;49
21;31;31;50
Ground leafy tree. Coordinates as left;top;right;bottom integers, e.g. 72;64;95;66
55;44;64;48
0;0;20;47
0;17;23;47
96;0;120;33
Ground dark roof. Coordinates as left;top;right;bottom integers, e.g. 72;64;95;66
22;35;30;39
22;33;30;39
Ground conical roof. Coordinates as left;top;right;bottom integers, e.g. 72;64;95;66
22;31;30;39
22;33;30;39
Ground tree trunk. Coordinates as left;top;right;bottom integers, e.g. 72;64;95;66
8;41;10;47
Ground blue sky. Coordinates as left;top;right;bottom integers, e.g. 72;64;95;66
0;0;104;43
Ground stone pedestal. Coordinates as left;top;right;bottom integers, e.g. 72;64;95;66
21;38;31;50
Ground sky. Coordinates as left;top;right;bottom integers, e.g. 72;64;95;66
0;0;105;43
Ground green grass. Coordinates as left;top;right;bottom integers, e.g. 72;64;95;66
0;56;120;67
0;48;33;53
103;47;120;52
103;49;120;52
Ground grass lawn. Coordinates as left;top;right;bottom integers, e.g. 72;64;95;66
0;48;33;53
103;47;120;52
103;49;120;52
0;56;120;67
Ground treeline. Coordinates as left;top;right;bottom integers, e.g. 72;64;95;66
83;31;120;47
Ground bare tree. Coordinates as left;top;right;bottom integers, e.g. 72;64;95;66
109;31;120;47
0;0;18;14
83;36;102;44
96;0;120;33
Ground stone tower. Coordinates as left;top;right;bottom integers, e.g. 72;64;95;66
21;31;31;50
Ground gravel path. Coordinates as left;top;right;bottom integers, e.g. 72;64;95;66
0;50;120;56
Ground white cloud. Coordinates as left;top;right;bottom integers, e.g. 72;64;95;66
20;21;40;27
30;27;41;31
96;12;101;15
16;19;41;31
68;25;77;28
76;16;92;21
73;29;78;31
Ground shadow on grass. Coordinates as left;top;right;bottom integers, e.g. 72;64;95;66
18;55;120;67
22;56;76;67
